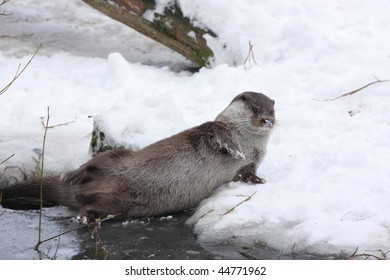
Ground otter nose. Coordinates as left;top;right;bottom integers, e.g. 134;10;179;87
263;118;273;127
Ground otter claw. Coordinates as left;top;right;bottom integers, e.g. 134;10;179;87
76;214;89;225
251;175;266;184
237;173;266;184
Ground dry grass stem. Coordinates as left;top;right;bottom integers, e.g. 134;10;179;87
34;106;50;251
223;191;257;215
90;219;110;260
320;77;390;101
41;120;75;129
243;41;257;70
34;214;118;258
0;165;28;180
190;209;214;226
53;228;62;259
0;43;42;95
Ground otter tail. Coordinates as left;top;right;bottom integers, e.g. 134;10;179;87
0;177;78;210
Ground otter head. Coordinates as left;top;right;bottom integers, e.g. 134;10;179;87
216;91;276;135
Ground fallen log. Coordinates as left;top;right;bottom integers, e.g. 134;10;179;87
82;0;216;67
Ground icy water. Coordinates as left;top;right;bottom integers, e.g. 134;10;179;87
0;206;341;260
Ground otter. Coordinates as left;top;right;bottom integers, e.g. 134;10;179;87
0;91;275;224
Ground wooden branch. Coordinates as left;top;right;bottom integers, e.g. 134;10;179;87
82;0;215;67
320;77;390;101
347;246;388;260
112;0;154;16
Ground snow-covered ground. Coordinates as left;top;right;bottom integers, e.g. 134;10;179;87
1;0;390;258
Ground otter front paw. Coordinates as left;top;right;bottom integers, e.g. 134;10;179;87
237;173;266;184
249;175;266;184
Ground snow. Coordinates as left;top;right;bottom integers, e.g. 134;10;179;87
1;0;390;258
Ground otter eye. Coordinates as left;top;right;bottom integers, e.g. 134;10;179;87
252;106;259;115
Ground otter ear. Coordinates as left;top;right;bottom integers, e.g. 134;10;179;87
240;95;247;101
272;100;275;105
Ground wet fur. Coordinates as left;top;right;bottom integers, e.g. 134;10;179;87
0;92;275;223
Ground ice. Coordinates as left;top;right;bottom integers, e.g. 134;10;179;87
0;207;79;259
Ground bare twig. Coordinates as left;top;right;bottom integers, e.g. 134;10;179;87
0;43;42;95
277;247;284;260
0;193;5;218
349;253;385;260
347;246;388;260
223;191;257;215
0;154;16;184
320;77;390;101
350;246;359;257
52;228;62;260
37;223;89;246
0;165;28;180
243;41;257;70
291;242;297;256
41;120;75;129
0;0;11;16
0;0;10;6
378;249;389;259
0;11;11;16
237;247;260;260
90;219;110;260
340;211;352;221
34;214;119;256
34;106;50;251
0;154;14;166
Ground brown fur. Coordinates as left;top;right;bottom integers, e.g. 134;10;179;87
0;92;275;224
